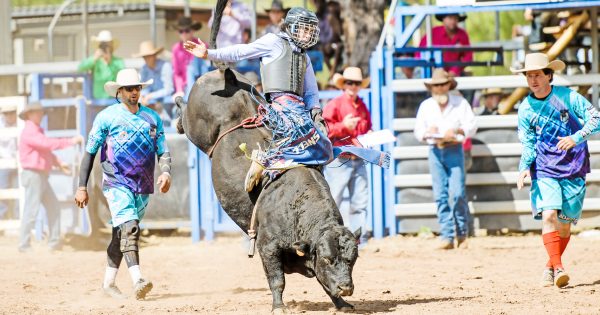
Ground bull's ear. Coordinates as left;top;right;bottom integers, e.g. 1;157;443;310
292;241;310;257
353;228;362;240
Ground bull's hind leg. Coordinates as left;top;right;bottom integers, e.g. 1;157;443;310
259;244;288;313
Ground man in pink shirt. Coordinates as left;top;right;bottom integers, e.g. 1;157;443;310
171;17;202;99
323;67;372;243
419;14;472;76
18;102;82;252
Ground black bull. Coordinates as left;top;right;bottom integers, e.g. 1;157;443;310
177;68;360;312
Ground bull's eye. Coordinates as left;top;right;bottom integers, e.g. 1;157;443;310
322;258;332;265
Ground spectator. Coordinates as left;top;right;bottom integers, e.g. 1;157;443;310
419;14;472;76
185;56;212;99
78;30;124;99
478;88;503;115
262;0;289;36
135;40;174;125
413;68;477;250
172;17;202;99
323;67;372;242
208;0;252;48
18;102;82;252
0;104;18;220
396;52;423;79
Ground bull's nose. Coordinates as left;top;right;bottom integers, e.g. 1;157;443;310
338;285;354;296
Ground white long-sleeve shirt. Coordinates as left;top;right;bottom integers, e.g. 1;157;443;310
207;32;320;110
414;94;477;144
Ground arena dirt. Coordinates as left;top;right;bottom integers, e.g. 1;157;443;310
1;233;599;314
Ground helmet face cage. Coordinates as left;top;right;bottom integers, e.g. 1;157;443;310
285;9;320;49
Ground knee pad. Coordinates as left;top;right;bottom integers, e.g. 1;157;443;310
119;220;140;253
107;227;123;268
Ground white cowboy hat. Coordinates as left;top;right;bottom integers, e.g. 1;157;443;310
424;68;457;90
104;68;153;97
510;53;565;73
91;30;120;49
0;104;17;114
335;67;370;89
132;40;164;58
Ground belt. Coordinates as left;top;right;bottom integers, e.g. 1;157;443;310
434;141;460;149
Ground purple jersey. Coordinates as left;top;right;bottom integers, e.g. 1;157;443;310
86;104;168;194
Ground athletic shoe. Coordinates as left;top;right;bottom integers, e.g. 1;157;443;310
554;268;570;288
103;284;126;299
540;268;554;287
436;239;454;250
456;237;468;249
134;279;153;300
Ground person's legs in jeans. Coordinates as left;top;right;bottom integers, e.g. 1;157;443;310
0;169;9;219
429;147;453;242
348;160;369;237
41;175;62;249
446;146;469;239
19;170;42;250
325;158;353;225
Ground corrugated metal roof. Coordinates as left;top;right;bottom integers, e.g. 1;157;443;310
12;3;150;18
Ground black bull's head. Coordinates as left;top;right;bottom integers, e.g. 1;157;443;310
294;226;360;297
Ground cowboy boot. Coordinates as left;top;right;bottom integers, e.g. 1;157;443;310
244;150;264;192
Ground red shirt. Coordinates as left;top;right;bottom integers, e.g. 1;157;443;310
323;93;372;147
19;120;72;172
419;25;473;76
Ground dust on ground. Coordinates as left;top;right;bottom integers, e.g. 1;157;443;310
1;233;599;314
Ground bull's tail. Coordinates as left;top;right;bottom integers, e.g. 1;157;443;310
174;96;186;134
210;0;229;71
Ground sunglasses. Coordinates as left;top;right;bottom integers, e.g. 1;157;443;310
178;29;191;34
344;80;361;86
431;82;449;87
123;85;142;92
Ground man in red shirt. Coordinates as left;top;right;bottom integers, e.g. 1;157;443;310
419;14;472;76
323;67;371;241
18;102;82;252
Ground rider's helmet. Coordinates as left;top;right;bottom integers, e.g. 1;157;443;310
283;7;320;49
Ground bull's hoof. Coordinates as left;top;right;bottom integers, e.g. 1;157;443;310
334;299;354;312
337;305;355;312
271;306;290;314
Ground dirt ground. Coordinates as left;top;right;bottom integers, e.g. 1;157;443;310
1;232;600;315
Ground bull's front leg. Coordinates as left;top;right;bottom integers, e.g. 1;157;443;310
327;294;354;311
258;241;288;314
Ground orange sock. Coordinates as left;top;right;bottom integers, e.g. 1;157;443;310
543;231;563;270
546;235;570;268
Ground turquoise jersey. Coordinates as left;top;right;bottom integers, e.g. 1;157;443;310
518;86;600;179
86;103;168;194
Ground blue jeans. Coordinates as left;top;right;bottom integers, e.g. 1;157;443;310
428;145;470;242
325;157;369;235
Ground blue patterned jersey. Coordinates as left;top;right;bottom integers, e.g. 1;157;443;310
86;104;168;194
518;86;600;179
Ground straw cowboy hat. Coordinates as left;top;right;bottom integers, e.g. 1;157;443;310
104;68;153;98
18;102;44;120
435;13;467;22
132;41;164;58
176;17;202;31
481;87;503;97
91;30;119;49
424;68;457;90
265;0;290;13
335;67;370;89
0;104;17;114
510;53;565;73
